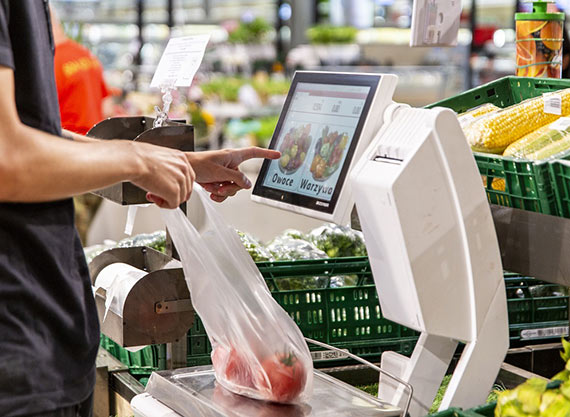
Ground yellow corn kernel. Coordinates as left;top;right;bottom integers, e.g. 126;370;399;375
463;88;570;154
461;103;500;119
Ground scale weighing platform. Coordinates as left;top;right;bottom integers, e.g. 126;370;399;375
132;366;401;417
128;70;508;417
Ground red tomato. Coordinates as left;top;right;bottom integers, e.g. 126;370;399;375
212;346;255;388
259;353;306;403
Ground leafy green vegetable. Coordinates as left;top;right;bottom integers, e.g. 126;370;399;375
309;223;367;258
236;230;273;262
516;378;547;414
494;340;570;417
118;231;167;253
541;393;570;417
306;25;358;44
228;17;272;44
200;77;290;104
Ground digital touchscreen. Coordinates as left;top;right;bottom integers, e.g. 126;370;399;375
261;82;371;202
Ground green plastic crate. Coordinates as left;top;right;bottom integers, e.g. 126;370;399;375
427;76;570;215
186;257;418;367
100;258;569;372
504;273;569;343
549;159;570;218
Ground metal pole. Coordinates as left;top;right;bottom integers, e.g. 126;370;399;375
134;0;145;87
203;0;211;19
167;0;174;30
276;0;285;63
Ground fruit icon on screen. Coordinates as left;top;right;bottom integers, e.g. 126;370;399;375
278;124;312;175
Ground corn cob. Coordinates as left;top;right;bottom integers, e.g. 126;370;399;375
463;89;570;154
481;175;506;192
458;104;500;128
525;136;570;160
503;124;570;158
491;178;506;192
462;103;500;119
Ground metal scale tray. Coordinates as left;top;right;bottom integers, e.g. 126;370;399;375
143;365;400;417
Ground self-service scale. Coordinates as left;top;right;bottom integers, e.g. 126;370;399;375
91;71;512;417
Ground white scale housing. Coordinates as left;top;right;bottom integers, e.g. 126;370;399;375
350;105;508;415
252;73;509;416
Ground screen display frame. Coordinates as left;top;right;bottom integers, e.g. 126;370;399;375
253;71;381;215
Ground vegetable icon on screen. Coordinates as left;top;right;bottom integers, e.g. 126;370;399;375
310;126;348;181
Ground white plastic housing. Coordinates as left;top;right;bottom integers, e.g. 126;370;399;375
350;107;508;415
410;0;461;47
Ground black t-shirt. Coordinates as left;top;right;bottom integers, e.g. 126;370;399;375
0;1;100;415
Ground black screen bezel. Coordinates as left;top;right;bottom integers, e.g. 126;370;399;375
253;72;381;214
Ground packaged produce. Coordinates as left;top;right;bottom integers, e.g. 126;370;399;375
267;235;328;261
495;339;570;417
162;187;313;403
117;231;167;253
236;230;273;262
503;118;570;159
463;89;570;154
309;223;367;258
84;242;116;264
457;103;500;128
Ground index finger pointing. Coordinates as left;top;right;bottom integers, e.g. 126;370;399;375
234;147;281;164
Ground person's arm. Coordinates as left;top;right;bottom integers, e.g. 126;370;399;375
62;130;281;203
61;128;96;142
0;68;194;208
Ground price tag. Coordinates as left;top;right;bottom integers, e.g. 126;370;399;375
150;34;210;89
544;92;562;115
549;117;570;131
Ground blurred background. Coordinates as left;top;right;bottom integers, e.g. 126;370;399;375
51;0;565;242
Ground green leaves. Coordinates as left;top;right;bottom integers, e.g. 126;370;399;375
517;379;547;414
495;339;570;417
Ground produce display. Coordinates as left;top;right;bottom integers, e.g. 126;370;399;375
236;226;365;289
200;76;290;103
227;17;272;45
310;126;349;181
279;124;312;174
461;89;570;154
224;115;279;148
495;340;570;417
306;25;358;44
84;224;365;290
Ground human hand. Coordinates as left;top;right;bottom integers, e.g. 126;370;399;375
129;142;196;209
186;147;280;202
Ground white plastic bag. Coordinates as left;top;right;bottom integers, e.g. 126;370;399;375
161;186;313;403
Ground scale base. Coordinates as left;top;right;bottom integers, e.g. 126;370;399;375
136;366;401;417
